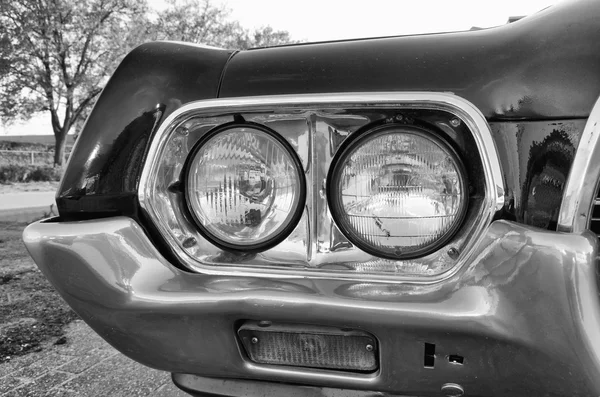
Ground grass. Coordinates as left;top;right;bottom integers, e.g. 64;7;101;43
0;140;64;182
0;165;62;183
0;140;54;152
0;141;55;168
0;135;75;146
0;152;55;167
0;221;78;363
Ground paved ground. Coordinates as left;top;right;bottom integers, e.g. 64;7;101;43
0;191;57;223
0;192;56;211
0;320;190;397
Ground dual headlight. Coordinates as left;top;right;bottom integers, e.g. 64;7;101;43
185;124;305;251
185;123;467;259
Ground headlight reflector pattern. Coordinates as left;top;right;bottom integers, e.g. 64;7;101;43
185;124;305;250
328;125;467;259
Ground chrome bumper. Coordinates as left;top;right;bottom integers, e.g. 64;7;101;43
23;217;600;396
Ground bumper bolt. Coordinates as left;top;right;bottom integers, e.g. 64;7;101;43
251;337;259;344
450;118;461;127
441;383;464;397
366;344;374;352
447;247;459;260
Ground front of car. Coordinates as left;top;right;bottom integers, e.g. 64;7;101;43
23;1;600;396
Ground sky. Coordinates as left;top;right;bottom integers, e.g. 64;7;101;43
1;0;556;136
206;0;556;42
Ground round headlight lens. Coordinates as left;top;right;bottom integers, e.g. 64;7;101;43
185;124;305;250
328;125;467;259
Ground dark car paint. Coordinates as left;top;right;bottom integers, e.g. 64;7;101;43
219;0;600;121
57;42;235;219
57;0;600;230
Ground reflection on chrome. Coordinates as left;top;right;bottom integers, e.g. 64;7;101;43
187;127;302;247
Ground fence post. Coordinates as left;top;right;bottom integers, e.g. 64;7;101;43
31;151;34;165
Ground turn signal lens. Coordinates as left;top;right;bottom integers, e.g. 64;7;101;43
328;125;467;259
238;322;378;373
185;124;305;250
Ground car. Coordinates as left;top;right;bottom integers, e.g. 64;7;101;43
22;0;600;396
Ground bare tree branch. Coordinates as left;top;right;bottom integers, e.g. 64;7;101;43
0;0;296;166
0;0;149;165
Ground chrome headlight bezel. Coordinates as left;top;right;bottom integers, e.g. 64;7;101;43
327;123;469;260
138;92;505;283
182;121;307;253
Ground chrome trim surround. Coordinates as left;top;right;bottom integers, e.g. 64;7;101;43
138;92;505;282
558;95;600;233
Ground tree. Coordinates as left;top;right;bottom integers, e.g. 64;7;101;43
0;35;10;77
152;0;240;47
0;0;149;166
236;26;296;49
0;0;296;166
152;0;297;50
